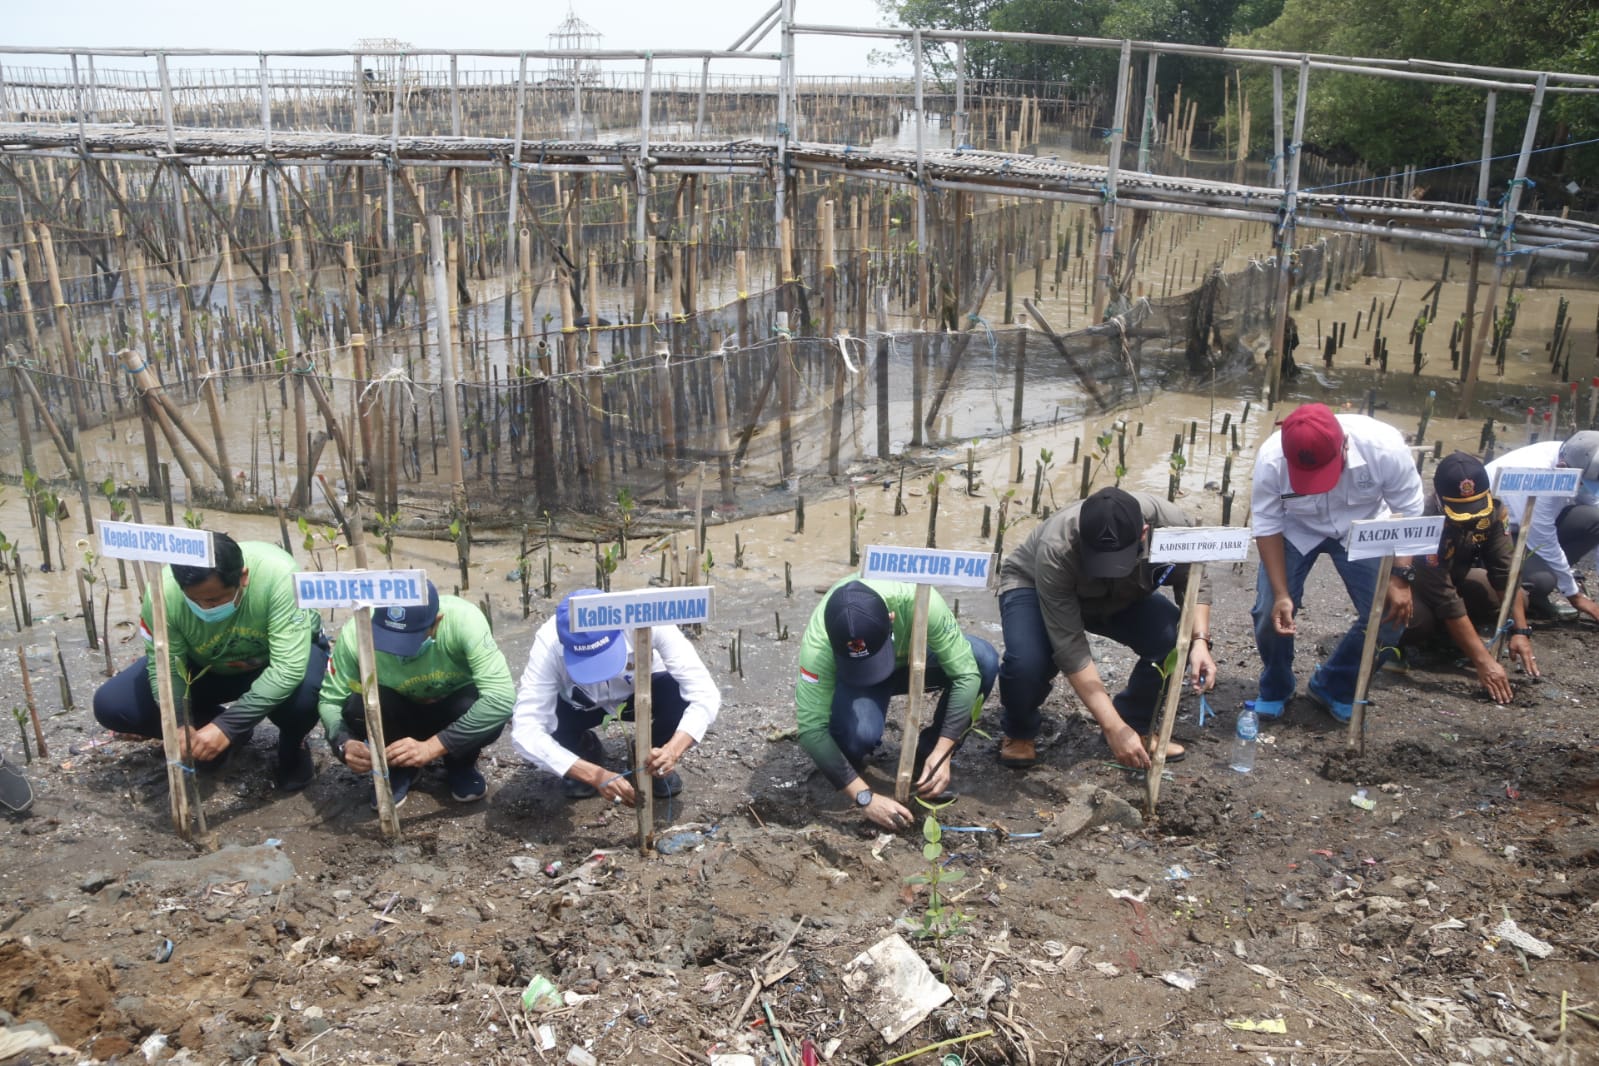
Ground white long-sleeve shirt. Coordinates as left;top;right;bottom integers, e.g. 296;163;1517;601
510;618;721;777
1487;440;1595;598
1251;414;1426;555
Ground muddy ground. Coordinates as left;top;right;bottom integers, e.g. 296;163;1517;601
3;383;1599;1066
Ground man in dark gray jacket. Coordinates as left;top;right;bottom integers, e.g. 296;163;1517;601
996;487;1217;771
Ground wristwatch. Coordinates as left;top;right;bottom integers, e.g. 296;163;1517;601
1391;565;1417;583
1510;627;1534;637
854;787;874;808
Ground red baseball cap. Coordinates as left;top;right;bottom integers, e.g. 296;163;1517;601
1281;404;1346;495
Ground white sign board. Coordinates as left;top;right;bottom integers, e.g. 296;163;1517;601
98;521;215;567
860;545;996;587
293;570;431;610
1492;467;1581;497
1148;526;1252;563
566;586;713;631
1345;515;1446;561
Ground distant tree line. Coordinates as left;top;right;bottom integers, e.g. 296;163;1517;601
876;0;1599;201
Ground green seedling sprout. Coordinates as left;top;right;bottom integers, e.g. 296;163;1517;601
904;795;972;942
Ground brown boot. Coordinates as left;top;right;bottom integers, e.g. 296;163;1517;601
998;736;1037;769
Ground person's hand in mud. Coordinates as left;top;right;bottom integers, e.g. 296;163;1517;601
570;758;638;806
1473;654;1515;706
385;735;446;769
1106;722;1151;771
341;738;373;774
646;730;694;778
1508;633;1539;679
1186;641;1218;696
914;754;946;805
1570;592;1599;625
181;723;230;763
1382;570;1415;627
863;792;915;832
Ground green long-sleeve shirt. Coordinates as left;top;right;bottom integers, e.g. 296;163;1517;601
317;595;514;756
140;541;320;743
795;578;982;789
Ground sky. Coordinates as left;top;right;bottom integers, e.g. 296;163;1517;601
4;0;906;76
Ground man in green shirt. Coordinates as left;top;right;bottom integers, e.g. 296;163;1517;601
92;532;325;792
794;578;997;832
319;581;514;806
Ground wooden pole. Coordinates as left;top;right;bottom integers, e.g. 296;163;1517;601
428;215;468;515
17;646;46;761
1345;555;1395;754
148;562;198;840
894;584;932;805
1144;570;1201;816
632;625;655;854
352;606;401;838
1487;496;1538;659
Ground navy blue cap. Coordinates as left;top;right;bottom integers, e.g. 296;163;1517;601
371;581;440;657
824;580;895;686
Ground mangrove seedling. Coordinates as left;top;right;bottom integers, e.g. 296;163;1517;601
904;796;971;941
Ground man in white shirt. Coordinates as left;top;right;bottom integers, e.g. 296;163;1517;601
1484;431;1599;624
510;590;721;803
1250;404;1425;722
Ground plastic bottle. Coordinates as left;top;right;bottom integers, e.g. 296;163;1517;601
1231;705;1259;773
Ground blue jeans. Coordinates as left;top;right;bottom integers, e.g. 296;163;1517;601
829;636;998;771
1251;537;1403;703
999;586;1179;738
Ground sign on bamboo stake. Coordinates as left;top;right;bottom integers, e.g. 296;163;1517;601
1343;514;1446;752
97;522;214;840
563;585;714;855
860;545;997;803
1143;527;1249;816
293;568;430;840
1487;467;1581;659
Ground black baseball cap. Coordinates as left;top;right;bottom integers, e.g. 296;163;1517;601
371;580;441;656
1078;487;1145;579
1433;452;1494;521
823;580;895;686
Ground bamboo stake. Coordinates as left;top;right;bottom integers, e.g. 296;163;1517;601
1346;555;1396;754
148;560;199;840
1145;571;1201;815
633;625;655;854
894;584;932;805
351;604;402;839
17;646;47;761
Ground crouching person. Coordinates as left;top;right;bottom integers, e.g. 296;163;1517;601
319;581;513;806
92;532;324;792
511;590;721;803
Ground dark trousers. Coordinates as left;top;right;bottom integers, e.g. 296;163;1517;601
1521;503;1599;602
829;635;999;772
340;685;500;766
92;643;327;753
1408;569;1501;640
551;673;691;753
999;586;1176;738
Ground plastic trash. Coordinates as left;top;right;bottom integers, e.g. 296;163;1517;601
522;974;561;1011
154;938;174;963
1350;790;1377;811
450;951;467;967
1230;706;1258;773
655;830;707;855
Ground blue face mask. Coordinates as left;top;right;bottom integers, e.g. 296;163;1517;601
184;589;240;623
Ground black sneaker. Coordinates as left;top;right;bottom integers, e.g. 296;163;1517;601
652;771;683;798
275;742;316;792
447;761;487;803
371;767;415;810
